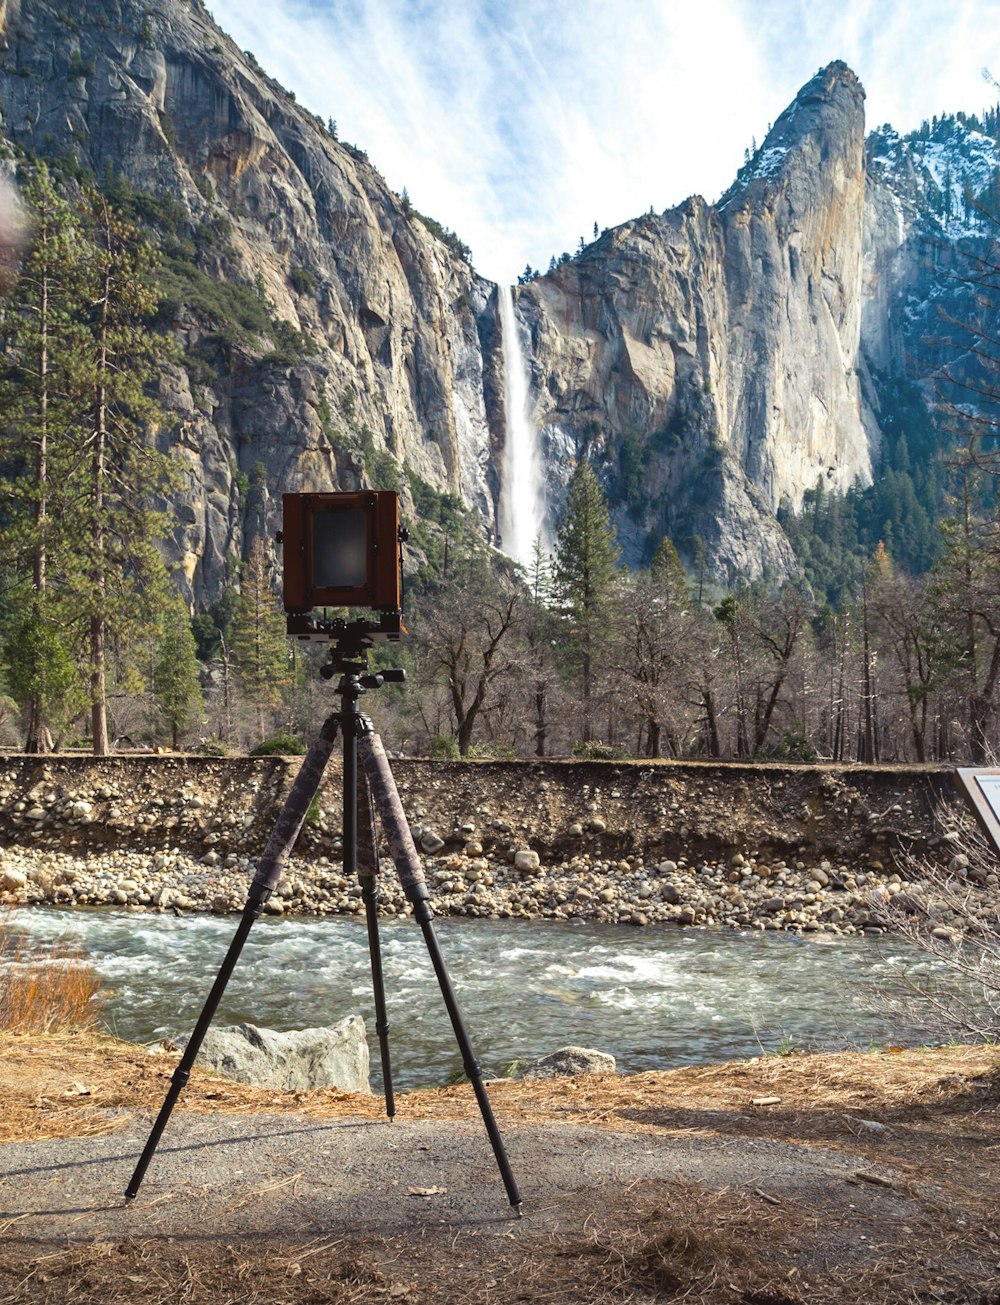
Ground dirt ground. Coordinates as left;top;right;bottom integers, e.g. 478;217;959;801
1;1033;999;1304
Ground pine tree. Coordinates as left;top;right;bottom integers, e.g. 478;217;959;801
527;532;553;606
230;536;291;739
932;464;1000;762
553;458;620;741
0;165;90;750
74;188;178;754
650;536;690;607
523;532;559;755
153;590;204;749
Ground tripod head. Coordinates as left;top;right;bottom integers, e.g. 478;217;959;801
318;625;406;694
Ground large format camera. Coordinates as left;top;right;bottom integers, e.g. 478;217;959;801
280;491;405;642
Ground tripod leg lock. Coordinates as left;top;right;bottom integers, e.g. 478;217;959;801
411;892;433;919
247;882;272;911
170;1065;191;1092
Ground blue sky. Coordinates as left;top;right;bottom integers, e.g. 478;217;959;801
206;0;1000;284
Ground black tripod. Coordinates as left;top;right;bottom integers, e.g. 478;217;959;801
124;631;523;1215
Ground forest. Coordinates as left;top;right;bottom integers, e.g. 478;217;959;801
1;158;999;767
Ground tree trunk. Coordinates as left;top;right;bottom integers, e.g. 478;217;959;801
533;684;547;757
646;718;662;758
861;585;876;764
25;235;51;753
90;217;111;756
701;684;721;757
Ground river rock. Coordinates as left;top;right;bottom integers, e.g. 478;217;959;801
515;1046;617;1080
180;1018;371;1093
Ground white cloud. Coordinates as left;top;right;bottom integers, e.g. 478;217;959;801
207;0;1000;284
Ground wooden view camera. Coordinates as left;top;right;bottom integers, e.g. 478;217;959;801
281;491;404;641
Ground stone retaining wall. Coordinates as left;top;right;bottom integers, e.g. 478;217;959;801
0;755;979;937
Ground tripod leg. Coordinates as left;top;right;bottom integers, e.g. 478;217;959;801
125;715;340;1201
356;761;395;1118
124;889;264;1200
359;732;523;1216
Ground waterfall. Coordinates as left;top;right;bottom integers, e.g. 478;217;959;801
497;284;547;568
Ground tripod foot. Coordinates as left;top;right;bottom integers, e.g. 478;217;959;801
512;1202;523;1219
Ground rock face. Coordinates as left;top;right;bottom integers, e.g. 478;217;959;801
179;1018;371;1093
513;71;999;578
0;0;500;603
0;6;995;587
515;65;871;579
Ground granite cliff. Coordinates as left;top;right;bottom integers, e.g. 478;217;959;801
0;0;500;603
0;4;996;591
513;64;999;578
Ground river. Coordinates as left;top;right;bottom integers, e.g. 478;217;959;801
6;907;960;1090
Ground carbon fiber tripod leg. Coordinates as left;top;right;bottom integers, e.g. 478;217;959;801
359;729;523;1216
124;714;340;1201
354;750;395;1118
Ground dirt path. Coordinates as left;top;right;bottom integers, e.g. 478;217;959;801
1;1035;998;1304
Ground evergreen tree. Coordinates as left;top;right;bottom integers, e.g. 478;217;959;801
0;164;90;749
553;458;620;740
522;532;560;755
153;590;204;749
527;532;553;605
650;536;690;605
74;189;178;755
231;536;291;738
932;464;1000;762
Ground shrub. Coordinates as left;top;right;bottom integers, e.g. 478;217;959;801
0;914;104;1034
195;738;228;757
250;732;308;756
572;740;629;760
429;734;460;760
289;265;317;295
468;742;519;760
873;803;1000;1043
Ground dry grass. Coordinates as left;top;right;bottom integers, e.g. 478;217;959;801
0;910;104;1035
1;1034;999;1304
0;1031;996;1145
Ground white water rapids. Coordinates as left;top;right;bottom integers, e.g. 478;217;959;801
5;909;975;1092
497;284;548;568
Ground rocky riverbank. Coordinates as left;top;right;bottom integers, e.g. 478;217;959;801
0;754;988;938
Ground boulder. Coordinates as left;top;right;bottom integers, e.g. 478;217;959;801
180;1017;370;1093
514;1046;617;1080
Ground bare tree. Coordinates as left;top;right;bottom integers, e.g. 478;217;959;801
869;551;959;762
604;557;700;758
417;557;522;756
714;583;813;757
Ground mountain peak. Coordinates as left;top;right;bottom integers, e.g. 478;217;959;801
718;63;866;207
768;61;865;151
